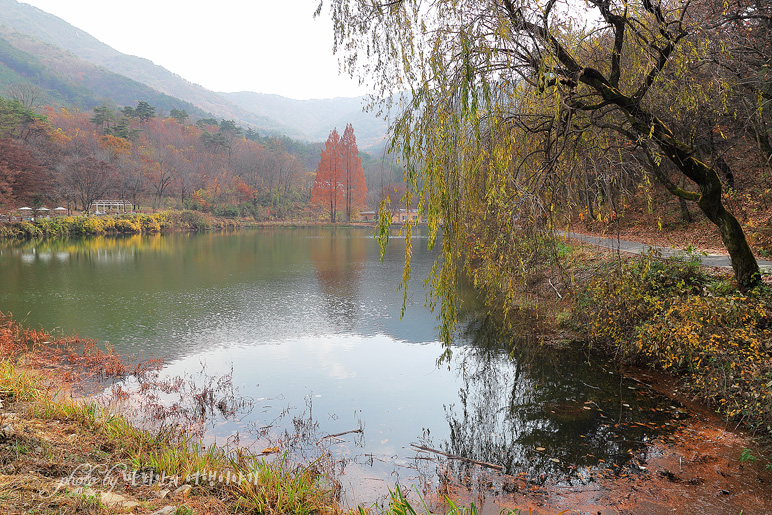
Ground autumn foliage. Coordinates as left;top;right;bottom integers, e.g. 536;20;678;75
0;98;313;219
341;124;367;221
579;252;772;435
0;138;47;206
310;128;344;222
310;124;367;222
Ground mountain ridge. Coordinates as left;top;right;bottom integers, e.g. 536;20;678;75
0;0;388;147
220;91;388;150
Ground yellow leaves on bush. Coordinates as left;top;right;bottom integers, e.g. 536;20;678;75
3;212;189;239
114;218;141;233
579;253;772;434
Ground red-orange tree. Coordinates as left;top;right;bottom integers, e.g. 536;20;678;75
341;123;367;221
310;128;344;222
310;126;368;222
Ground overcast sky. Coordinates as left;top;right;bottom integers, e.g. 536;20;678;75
20;0;366;100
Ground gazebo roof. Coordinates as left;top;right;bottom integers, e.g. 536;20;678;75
18;207;32;211
36;207;50;211
54;207;67;211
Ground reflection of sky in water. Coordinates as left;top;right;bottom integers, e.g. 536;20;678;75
155;333;473;508
0;229;440;356
0;229;685;508
163;335;460;449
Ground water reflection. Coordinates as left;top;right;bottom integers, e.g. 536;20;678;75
0;228;440;357
310;229;368;332
0;228;688;507
441;316;684;486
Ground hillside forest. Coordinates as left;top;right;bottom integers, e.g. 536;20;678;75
0;96;392;221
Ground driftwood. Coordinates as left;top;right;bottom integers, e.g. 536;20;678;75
548;279;563;299
410;444;504;471
316;429;363;444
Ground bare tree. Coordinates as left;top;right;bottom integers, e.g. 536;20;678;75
7;84;43;110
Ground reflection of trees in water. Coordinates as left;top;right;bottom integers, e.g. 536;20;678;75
442;315;683;482
310;230;367;331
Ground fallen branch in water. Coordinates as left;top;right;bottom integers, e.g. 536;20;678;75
410;444;504;471
316;428;363;444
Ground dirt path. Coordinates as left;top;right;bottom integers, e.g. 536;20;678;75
560;230;772;272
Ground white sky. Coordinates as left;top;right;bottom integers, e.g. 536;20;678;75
20;0;366;100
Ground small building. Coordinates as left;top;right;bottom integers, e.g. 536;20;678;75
53;207;68;216
18;207;33;221
359;210;377;222
391;208;423;224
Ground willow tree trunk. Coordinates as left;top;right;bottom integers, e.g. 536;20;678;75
581;75;762;290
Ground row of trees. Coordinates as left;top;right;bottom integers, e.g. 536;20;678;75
322;0;770;306
0;96;381;221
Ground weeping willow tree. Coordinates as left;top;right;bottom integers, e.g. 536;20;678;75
318;0;762;341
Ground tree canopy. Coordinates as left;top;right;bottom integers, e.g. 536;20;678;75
310;125;367;222
320;0;767;339
0;96;328;217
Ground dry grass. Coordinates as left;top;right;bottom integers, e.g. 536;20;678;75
0;314;341;515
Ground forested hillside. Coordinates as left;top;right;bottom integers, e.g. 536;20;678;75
0;0;402;220
0;0;293;133
0;92;404;221
0;96;321;218
0;0;387;144
0;29;208;118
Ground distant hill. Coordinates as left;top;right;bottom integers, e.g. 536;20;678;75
0;0;388;146
0;28;210;117
221;92;388;150
0;0;300;134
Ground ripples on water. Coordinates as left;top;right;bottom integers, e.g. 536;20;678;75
0;228;687;507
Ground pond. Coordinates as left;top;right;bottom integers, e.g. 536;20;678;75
0;227;686;509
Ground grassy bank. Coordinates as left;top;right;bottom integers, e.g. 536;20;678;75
0;314;500;515
0;314;341;515
0;210;243;240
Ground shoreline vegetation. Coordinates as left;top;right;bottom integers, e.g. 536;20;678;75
482;233;772;446
0;314;342;515
0;211;248;240
1;225;771;513
0;210;381;241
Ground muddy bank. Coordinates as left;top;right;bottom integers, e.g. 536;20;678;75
417;367;772;515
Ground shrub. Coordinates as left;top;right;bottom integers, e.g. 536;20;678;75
214;205;240;218
178;210;212;231
114;218;141;233
578;252;772;435
137;214;162;233
17;221;43;239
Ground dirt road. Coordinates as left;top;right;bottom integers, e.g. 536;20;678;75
561;231;772;272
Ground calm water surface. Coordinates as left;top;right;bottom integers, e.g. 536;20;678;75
0;228;684;507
